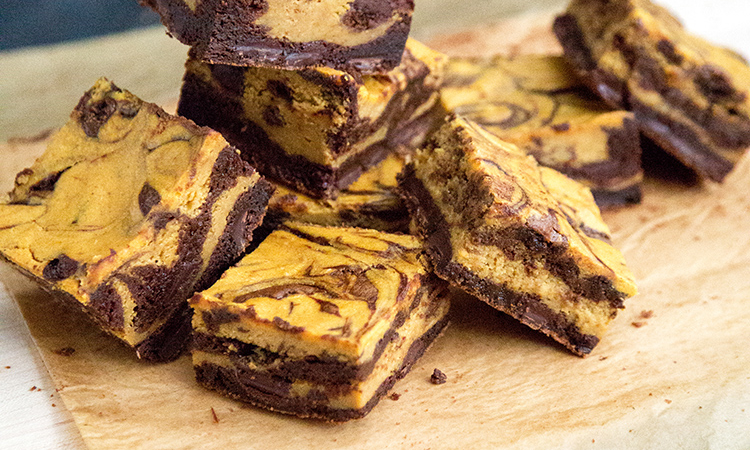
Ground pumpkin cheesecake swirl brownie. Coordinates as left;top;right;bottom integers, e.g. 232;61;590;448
0;78;273;361
190;222;450;421
441;54;643;208
178;38;446;199
398;115;637;356
554;0;750;182
140;0;414;73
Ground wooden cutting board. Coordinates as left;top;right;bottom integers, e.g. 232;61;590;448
2;11;749;450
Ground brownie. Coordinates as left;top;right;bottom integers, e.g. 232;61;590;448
177;38;446;199
398;114;637;356
441;54;643;208
0;78;273;361
189;221;450;421
139;0;414;73
554;0;750;182
265;153;410;232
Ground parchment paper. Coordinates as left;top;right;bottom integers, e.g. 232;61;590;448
2;13;749;450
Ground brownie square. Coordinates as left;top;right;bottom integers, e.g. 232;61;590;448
190;221;450;420
140;0;414;73
0;78;273;361
398;114;637;356
177;38;446;199
441;54;643;208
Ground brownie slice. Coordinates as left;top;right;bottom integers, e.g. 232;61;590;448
554;0;750;182
265;153;410;232
190;221;450;421
140;0;414;74
178;38;446;199
441;54;643;208
398;114;637;356
0;78;273;361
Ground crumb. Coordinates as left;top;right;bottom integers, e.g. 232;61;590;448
211;407;219;424
598;356;608;361
665;399;672;404
53;347;76;357
4;366;9;369
51;404;56;407
631;321;646;328
389;392;401;401
430;368;447;385
29;386;37;392
640;310;654;319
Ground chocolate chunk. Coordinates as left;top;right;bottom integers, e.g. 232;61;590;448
77;96;118;138
694;64;742;103
138;182;161;216
430;368;447;384
29;170;66;193
42;255;80;281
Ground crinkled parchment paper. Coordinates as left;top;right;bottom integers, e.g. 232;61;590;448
1;13;749;450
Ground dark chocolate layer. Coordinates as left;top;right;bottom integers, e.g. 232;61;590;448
193;312;448;421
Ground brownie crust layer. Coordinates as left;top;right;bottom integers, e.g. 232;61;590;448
193;313;448;421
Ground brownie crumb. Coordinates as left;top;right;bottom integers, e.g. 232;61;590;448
53;347;76;357
211;407;219;423
389;392;401;401
640;310;654;319
430;368;447;385
29;386;38;392
51;404;56;407
631;321;646;328
4;366;10;369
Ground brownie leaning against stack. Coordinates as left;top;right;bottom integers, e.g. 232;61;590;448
0;78;273;361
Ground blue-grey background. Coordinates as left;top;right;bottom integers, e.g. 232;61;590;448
0;0;160;50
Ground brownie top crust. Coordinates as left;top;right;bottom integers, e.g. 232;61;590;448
190;221;441;364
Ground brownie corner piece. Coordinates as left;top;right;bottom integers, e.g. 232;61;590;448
141;0;414;73
0;77;273;361
553;0;750;182
189;221;450;420
398;114;637;356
